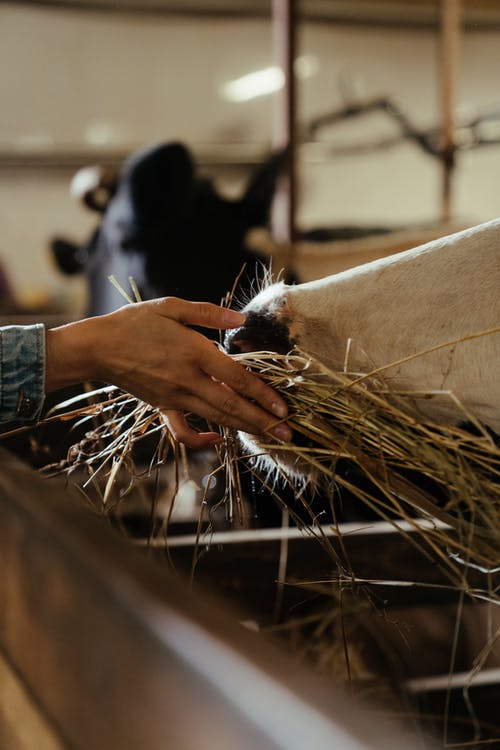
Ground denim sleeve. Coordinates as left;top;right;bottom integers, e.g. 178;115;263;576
0;324;46;425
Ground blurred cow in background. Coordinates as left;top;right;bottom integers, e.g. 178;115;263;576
49;141;301;529
51;141;292;319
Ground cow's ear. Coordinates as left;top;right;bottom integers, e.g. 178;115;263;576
239;146;289;228
50;228;98;275
50;238;86;275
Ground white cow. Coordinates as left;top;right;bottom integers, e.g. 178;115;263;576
226;220;500;713
227;219;500;438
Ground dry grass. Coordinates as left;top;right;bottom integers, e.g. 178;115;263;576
26;338;499;597
4;322;494;748
229;350;500;576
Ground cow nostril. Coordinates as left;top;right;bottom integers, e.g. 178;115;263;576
224;312;293;355
224;327;253;354
225;332;261;355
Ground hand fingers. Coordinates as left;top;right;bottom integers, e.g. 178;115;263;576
198;345;290;422
178;379;292;441
156;300;291;428
161;410;223;450
156;298;246;331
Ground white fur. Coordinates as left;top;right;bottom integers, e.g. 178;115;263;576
243;219;500;434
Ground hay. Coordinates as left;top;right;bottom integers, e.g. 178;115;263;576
19;332;500;746
24;335;499;596
39;385;180;511
228;350;500;577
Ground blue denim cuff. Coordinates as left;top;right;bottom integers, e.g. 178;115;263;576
0;324;46;425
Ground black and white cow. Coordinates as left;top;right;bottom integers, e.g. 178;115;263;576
226;219;500;475
49;141;305;526
52;141;292;319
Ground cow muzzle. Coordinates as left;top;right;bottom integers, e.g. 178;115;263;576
224;310;294;355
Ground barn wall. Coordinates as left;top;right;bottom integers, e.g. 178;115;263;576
1;3;500;313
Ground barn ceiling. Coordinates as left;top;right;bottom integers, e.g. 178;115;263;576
11;0;500;29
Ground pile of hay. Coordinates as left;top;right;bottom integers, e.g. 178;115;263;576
31;344;500;593
25;339;500;747
230;351;500;576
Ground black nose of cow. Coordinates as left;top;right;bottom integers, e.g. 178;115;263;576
224;310;293;354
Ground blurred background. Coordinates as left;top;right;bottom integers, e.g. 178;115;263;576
1;0;500;318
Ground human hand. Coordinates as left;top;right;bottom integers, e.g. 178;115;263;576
46;297;292;449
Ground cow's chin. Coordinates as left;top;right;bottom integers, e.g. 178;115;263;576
236;430;316;490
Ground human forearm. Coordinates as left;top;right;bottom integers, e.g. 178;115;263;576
45;316;103;392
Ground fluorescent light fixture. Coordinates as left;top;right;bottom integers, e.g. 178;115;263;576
220;55;319;102
221;67;284;103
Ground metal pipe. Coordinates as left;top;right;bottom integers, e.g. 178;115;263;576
439;0;461;222
272;0;297;249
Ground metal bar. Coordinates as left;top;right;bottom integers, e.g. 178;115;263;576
272;0;297;250
160;519;491;618
143;517;453;548
439;0;461;221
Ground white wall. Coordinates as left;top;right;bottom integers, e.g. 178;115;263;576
1;3;500;312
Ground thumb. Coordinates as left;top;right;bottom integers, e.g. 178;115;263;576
158;298;246;330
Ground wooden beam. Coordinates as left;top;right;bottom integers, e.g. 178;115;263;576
0;650;65;750
0;448;426;750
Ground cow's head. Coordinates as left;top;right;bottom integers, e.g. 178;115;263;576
225;220;500;481
51;141;290;318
